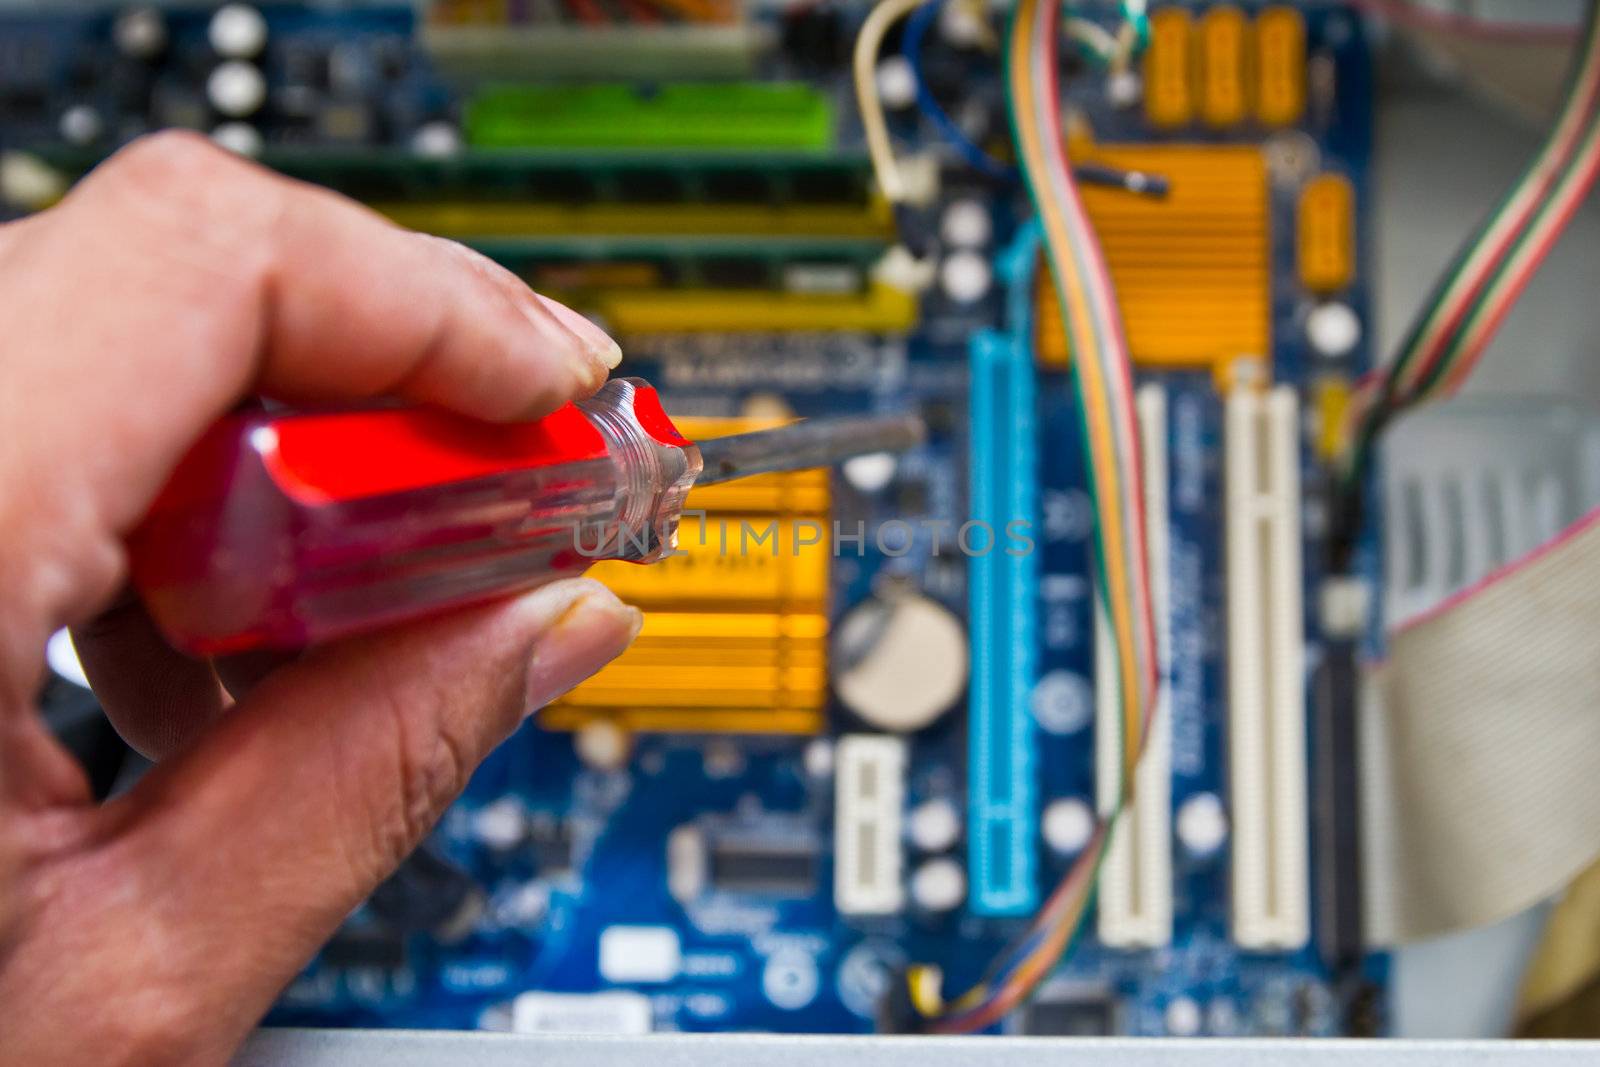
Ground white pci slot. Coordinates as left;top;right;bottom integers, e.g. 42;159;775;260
834;734;907;915
1225;385;1311;951
1096;384;1174;950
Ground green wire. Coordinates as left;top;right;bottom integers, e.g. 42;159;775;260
1347;0;1600;484
1415;112;1600;403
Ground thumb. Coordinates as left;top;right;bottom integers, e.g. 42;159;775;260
31;578;637;1060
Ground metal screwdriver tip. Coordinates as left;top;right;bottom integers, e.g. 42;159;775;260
694;413;926;486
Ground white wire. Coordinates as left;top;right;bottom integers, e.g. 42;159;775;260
1063;15;1119;62
853;0;929;204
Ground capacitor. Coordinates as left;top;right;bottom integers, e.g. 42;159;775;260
940;199;992;249
938;2;987;49
842;451;898;494
575;719;631;772
1165;996;1204;1037
411;121;463;160
470;798;527;852
210;122;264;158
113;7;168;61
907;797;961;853
876;56;919;111
1306;301;1362;359
1041;797;1095;856
834;592;968;733
206;61;267;118
1176;792;1229;857
802;738;834;780
910;857;967;913
940;250;993;304
58;105;103;147
1107;71;1143;110
209;5;269;60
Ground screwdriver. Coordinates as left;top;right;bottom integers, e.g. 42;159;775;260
128;377;924;655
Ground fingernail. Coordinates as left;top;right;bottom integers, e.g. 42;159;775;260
535;294;623;372
522;581;641;711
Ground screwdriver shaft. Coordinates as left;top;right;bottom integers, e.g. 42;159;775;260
694;413;925;486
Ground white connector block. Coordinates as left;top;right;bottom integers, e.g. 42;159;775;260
1225;386;1311;951
834;734;907;915
1096;384;1174;950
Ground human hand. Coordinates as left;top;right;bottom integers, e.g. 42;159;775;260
0;132;642;1065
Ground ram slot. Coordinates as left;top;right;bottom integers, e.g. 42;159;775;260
1096;384;1173;949
1226;386;1311;951
834;735;907;916
967;328;1040;917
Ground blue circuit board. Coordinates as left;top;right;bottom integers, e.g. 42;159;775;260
2;1;1383;1039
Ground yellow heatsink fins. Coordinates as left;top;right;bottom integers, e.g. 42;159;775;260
1038;143;1271;381
1297;173;1357;294
1255;6;1307;127
546;417;831;736
1144;8;1196;130
1200;6;1250;129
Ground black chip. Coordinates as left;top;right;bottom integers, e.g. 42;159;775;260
323;927;409;971
1022;996;1119;1037
709;842;818;894
528;815;573;873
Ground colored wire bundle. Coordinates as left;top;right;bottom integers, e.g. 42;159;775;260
904;1;1016;181
1340;0;1600;491
859;0;1154;199
901;0;1158;1033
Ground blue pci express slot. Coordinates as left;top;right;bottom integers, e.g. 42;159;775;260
967;228;1041;917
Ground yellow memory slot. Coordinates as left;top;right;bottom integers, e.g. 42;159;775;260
372;200;895;239
581;281;918;335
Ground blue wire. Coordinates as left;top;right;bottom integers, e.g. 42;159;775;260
903;1;1018;183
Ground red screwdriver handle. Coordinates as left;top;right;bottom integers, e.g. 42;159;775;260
128;378;701;655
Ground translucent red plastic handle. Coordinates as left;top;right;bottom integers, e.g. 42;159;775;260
129;378;701;654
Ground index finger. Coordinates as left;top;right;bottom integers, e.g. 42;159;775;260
0;131;620;687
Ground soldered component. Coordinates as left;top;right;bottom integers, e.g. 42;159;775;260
1038;144;1270;381
708;838;819;895
1021;990;1120;1036
1312;376;1354;462
1143;8;1195;130
1298;173;1357;294
834;591;967;734
1255;7;1308;127
1199;6;1250;129
909;857;966;913
544;416;831;737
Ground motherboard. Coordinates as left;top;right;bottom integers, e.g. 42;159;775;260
3;0;1384;1038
